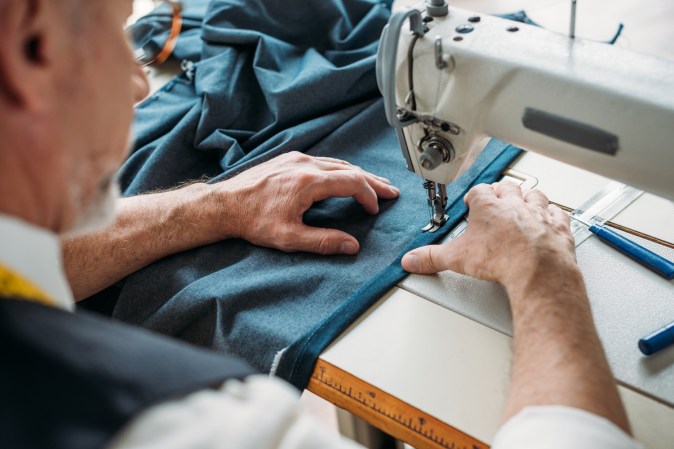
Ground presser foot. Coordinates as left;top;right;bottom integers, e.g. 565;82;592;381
422;180;448;232
421;214;448;232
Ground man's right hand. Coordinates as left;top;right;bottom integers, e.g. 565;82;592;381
402;181;631;434
401;181;577;292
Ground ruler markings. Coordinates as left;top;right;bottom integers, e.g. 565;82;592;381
308;359;489;449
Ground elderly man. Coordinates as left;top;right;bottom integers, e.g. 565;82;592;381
0;1;640;449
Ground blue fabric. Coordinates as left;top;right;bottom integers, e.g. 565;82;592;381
497;10;541;27
275;141;520;388
113;0;522;389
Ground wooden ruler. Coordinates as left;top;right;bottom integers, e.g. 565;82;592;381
308;358;489;449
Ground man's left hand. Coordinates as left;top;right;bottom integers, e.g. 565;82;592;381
210;151;400;255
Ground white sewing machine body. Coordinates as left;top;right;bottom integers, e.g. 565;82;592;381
377;2;674;228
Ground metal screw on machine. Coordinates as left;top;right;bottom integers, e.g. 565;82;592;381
425;0;448;17
456;24;474;34
420;150;443;170
419;135;454;170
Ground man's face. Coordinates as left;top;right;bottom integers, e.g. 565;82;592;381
59;0;149;232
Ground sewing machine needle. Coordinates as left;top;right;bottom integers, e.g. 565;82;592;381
570;0;578;39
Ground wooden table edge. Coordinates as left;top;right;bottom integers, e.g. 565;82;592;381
308;358;490;449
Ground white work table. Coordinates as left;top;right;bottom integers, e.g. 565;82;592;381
312;152;674;449
307;2;674;448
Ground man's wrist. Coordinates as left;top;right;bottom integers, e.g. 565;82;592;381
180;181;241;244
504;257;585;306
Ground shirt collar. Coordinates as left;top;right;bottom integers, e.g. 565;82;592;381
0;213;75;311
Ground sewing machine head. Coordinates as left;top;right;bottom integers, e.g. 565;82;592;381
377;0;674;231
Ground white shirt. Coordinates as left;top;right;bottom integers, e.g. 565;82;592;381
492;406;642;449
0;214;74;311
0;213;642;449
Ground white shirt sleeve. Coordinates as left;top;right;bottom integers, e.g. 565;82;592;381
107;374;363;449
492;406;643;449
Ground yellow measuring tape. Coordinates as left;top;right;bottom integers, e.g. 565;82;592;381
0;263;56;307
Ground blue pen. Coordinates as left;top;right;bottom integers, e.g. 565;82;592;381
570;215;674;280
638;321;674;356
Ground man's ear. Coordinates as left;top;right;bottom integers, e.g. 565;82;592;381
0;0;60;111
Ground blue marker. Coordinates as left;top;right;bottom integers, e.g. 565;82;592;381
570;215;674;280
638;321;674;356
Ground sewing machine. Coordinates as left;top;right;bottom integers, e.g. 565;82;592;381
307;2;674;448
376;0;674;231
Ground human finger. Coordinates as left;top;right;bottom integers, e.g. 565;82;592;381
307;155;396;192
492;181;524;199
401;239;466;275
282;224;360;255
524;189;550;210
312;156;355;168
312;171;380;214
313;156;393;185
362;171;399;199
464;183;496;207
317;169;400;214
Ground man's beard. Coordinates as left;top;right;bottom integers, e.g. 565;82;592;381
68;178;120;235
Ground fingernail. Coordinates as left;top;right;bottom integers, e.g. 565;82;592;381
390;186;400;194
402;254;420;273
341;241;358;255
379;176;391;184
